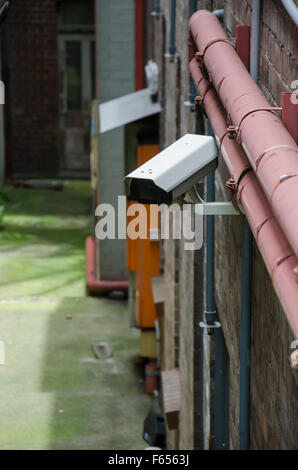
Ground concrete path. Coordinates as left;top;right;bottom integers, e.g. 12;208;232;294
0;182;151;449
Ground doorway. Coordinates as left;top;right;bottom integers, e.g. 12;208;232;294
57;0;95;175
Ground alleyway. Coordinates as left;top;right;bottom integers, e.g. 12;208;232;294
0;181;151;450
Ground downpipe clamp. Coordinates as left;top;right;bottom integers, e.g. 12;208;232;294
200;310;221;335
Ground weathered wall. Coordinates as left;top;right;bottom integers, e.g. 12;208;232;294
153;0;297;450
5;0;59;177
95;0;135;280
153;0;224;450
215;0;298;450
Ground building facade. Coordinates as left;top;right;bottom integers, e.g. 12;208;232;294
146;0;297;450
2;0;96;178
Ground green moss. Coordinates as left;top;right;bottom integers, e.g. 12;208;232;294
0;181;91;297
0;182;151;450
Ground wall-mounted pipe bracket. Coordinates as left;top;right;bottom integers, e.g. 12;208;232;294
188;185;241;215
199;202;240;216
151;10;162;17
199;321;221;328
200;311;221;335
164;52;179;62
183;101;196;111
200;317;221;336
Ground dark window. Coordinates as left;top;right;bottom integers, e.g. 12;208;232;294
58;0;94;26
66;41;82;110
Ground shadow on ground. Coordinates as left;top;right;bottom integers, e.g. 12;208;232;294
0;182;152;449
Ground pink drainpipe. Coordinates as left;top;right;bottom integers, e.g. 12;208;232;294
188;30;298;337
86;236;128;295
189;11;298;264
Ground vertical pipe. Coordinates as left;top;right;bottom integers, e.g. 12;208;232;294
189;0;197;16
239;0;261;450
161;16;166;148
135;0;146;90
214;326;230;449
189;1;197;104
198;181;205;450
239;218;253;450
250;0;261;82
205;123;216;451
154;0;160;15
208;123;229;450
169;0;176;56
189;0;203;449
205;125;214;307
206;177;215;316
211;107;229;450
199;9;224;450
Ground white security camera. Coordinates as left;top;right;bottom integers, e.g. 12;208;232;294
125;134;218;204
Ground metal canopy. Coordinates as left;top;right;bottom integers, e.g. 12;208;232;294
99;88;161;134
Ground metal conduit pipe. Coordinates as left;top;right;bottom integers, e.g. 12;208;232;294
197;6;225;449
188;1;198;104
281;0;298;27
189;11;298;260
188;0;205;450
169;0;176;57
239;215;253;450
239;0;261;450
250;0;262;82
190;0;197;16
189;58;298;338
206;123;230;449
154;0;160;15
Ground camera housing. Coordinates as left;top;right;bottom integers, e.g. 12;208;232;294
125;134;218;204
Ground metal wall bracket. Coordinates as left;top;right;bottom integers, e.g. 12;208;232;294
198;202;240;216
164;52;179;61
184;100;196;111
199;321;221;329
200;310;221;334
187;187;240;215
151;10;162;17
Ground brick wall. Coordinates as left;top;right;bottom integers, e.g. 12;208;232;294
152;0;297;450
5;0;59;177
225;0;298;104
218;0;298;450
154;0;224;450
